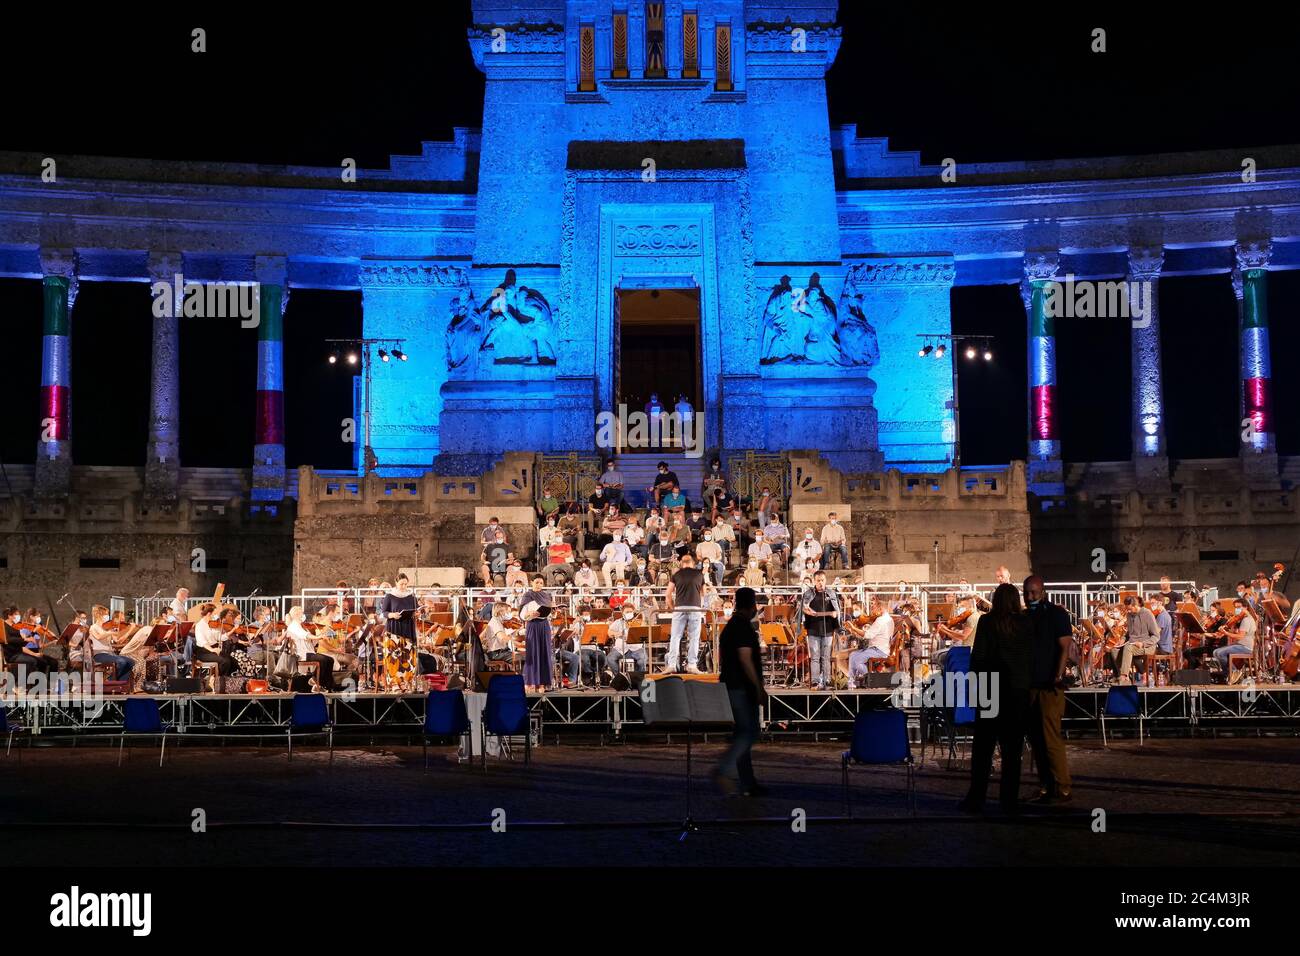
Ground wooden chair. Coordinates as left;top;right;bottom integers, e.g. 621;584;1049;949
1136;653;1175;686
1226;654;1254;685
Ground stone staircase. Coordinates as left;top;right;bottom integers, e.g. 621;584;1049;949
614;452;708;508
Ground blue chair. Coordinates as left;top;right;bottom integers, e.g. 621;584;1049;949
920;646;977;768
1;706;28;759
118;698;172;767
842;708;915;816
1101;685;1143;747
288;693;334;764
482;674;531;768
423;689;471;768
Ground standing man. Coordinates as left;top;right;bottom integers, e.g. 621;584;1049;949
713;587;768;797
1024;575;1073;805
799;571;839;691
665;553;706;673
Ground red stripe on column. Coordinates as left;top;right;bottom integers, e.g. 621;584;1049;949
1031;384;1056;441
1244;376;1270;434
255;390;285;446
39;385;70;440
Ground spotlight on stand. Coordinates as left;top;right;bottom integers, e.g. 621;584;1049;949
983;348;994;361
965;344;977;360
918;343;933;358
378;348;390;362
328;353;338;365
934;343;946;359
393;349;407;362
347;352;359;366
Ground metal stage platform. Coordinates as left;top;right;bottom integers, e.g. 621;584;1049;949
8;684;1300;741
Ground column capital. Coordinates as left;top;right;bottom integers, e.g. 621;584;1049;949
146;250;184;281
38;246;78;278
1126;245;1165;280
1234;238;1272;272
253;254;288;286
1022;251;1060;283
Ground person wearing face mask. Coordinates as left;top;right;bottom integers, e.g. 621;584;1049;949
711;513;736;568
622;514;646;559
742;557;767;588
505;558;529;590
696;529;725;586
573;560;598;590
713;587;768;796
819;512;849;570
792;528;822;572
1023;575;1073;805
702;457;729;516
798;572;839;691
507;580;529;611
606;607;647;673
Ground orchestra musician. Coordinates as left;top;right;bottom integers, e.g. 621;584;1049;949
933;594;981;670
87;605;135;681
606;605;647;673
4;605;53;674
482;603;523;667
192;603;236;677
285;605;334;692
1110;596;1159;684
1213;598;1257;675
847;598;892;688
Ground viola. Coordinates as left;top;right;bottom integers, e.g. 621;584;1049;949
945;608;972;629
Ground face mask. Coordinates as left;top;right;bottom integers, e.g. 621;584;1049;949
704;535;712;541
623;613;634;621
830;520;838;525
724;608;733;617
582;614;591;621
805;534;813;540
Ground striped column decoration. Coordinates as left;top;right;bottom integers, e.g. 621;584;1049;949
1023;253;1062;489
1236;240;1274;455
252;255;288;501
1127;245;1168;487
35;249;77;497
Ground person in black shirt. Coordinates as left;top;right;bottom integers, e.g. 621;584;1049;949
960;583;1032;814
649;462;679;505
1023;575;1073;804
713;587;767;796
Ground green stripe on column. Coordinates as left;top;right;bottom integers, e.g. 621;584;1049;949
1242;269;1268;330
1030;280;1055;338
42;276;70;336
258;284;283;341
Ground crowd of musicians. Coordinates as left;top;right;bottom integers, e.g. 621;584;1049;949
4;557;1296;698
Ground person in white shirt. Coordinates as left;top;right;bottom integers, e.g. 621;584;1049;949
622;516;646;559
847;599;893;688
600;533;633;587
696;530;725;586
711;515;737;566
482;604;522;666
573;560;598;590
192;604;236;676
168;587;190;621
1214;599;1258;675
85;605;134;681
285;605;334;691
606;607;647;672
792;529;822;569
819;513;849;570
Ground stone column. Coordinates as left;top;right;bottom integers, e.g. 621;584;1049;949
35;248;78;497
145;252;182;499
252;255;288;501
1023;252;1063;495
1235;238;1278;485
1127;245;1168;489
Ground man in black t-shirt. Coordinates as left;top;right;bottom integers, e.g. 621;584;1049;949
800;572;839;691
714;587;767;796
666;554;706;673
1024;575;1073;804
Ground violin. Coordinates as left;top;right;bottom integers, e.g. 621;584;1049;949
945;608;973;629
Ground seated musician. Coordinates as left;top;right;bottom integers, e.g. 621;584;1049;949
573;610;611;687
505;558;529;590
661;484;689;516
1213;599;1257;675
711;514;736;567
482;604;523;667
192;604;237;677
643;507;665;547
555;612;584;688
285;605;334;691
847;599;892;688
243;605;278;670
1110;596;1159;683
599;458;625;508
4;606;51;674
647;535;677;584
622;514;647;559
86;605;134;681
741;558;767;588
792;529;822;571
66;609;91;671
687;508;709;542
747;531;777;580
600;532;633;588
606;605;647;672
315;613;359;685
19;608;63;671
819;513;849;571
573;559;598;590
933;595;981;669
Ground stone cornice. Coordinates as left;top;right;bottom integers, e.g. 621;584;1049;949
467;20;565;71
358;262;468;288
844;260;955;285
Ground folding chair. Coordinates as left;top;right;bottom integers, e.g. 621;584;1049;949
118;698;173;767
423;689;471;768
1101;685;1143;747
287;693;334;764
920;646;976;768
482;674;531;768
1;706;28;759
842;708;916;816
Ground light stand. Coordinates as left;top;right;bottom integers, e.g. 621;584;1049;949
326;337;408;476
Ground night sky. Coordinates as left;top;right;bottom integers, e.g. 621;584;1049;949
0;6;1295;471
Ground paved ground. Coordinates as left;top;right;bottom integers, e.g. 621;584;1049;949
3;734;1299;866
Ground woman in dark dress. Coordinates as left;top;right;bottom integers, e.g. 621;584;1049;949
521;575;553;693
382;573;418;687
713;587;768;796
960;582;1033;814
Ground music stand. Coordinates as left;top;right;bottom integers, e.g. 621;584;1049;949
639;675;735;838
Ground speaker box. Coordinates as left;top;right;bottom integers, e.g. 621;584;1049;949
1172;668;1212;686
864;672;898;689
166;677;203;694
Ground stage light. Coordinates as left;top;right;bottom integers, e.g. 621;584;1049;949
965;344;977;360
934;344;946;359
983;349;994;361
378;348;390;362
328;353;338;365
393;349;407;361
918;344;933;357
347;352;358;366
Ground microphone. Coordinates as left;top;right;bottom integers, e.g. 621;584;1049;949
58;592;70;603
249;587;261;598
150;588;163;599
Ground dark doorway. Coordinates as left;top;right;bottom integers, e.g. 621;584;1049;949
616;288;702;431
